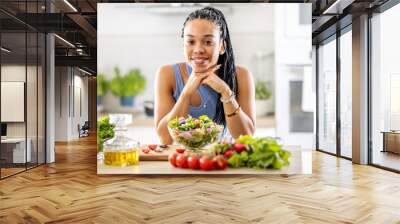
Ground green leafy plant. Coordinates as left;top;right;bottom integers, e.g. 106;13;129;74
109;67;146;97
255;80;272;100
97;116;116;152
97;74;108;96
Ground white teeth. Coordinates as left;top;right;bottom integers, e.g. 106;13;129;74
193;58;207;64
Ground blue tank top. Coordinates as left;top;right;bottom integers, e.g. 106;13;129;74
172;63;232;141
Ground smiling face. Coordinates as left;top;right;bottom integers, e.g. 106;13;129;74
183;19;225;72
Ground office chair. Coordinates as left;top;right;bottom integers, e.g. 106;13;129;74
79;121;90;138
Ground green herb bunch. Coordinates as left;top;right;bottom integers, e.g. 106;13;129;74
97;116;116;152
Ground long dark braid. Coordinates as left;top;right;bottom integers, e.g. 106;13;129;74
181;6;237;126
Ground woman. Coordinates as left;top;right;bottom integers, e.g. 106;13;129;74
154;6;256;144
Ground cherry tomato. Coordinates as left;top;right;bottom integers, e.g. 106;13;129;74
213;155;228;170
148;144;157;150
176;154;189;168
199;155;214;171
176;148;185;154
168;153;178;167
233;143;246;153
188;155;200;169
142;148;150;154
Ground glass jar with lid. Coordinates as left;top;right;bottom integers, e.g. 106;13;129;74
103;114;140;166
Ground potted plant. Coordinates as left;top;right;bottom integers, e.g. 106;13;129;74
110;67;146;107
97;74;108;106
255;80;273;116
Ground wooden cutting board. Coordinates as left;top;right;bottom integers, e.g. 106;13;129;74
139;145;180;161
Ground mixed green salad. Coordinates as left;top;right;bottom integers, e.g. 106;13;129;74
211;135;291;169
168;115;223;149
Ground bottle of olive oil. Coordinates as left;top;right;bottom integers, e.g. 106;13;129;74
103;115;139;167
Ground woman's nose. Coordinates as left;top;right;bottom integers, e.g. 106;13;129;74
193;43;205;54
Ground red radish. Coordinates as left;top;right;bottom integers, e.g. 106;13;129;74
188;156;200;169
148;144;157;150
233;143;246;153
176;148;185;154
176;154;189;168
223;150;233;158
213;155;228;170
168;153;178;167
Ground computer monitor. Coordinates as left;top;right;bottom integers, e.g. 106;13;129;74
1;123;7;137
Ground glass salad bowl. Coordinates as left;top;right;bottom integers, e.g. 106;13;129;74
168;115;223;150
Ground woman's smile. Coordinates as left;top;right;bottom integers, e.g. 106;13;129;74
191;57;209;66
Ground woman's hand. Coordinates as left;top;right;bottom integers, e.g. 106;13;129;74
182;64;221;98
201;68;231;97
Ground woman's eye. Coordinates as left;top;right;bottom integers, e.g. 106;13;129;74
187;40;195;45
205;41;213;45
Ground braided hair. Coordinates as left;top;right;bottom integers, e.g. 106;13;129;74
181;6;237;126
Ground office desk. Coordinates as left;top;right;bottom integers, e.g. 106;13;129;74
1;138;31;163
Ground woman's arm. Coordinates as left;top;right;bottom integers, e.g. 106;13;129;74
154;65;191;144
221;66;256;138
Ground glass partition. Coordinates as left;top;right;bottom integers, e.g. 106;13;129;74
317;36;337;154
371;3;400;171
38;32;45;165
1;30;28;177
27;0;38;168
27;30;38;169
339;28;352;158
0;1;46;179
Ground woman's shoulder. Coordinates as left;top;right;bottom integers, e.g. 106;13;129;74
157;62;187;76
157;64;175;76
155;64;175;91
156;63;186;90
235;65;253;81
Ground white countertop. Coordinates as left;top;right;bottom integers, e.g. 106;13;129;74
97;146;312;175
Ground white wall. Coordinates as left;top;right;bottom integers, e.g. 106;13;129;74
1;65;30;138
98;3;275;111
55;67;68;141
72;74;89;138
55;67;89;141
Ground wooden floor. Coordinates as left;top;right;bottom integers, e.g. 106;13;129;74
1;167;25;177
373;151;400;171
1;136;400;223
1;163;45;178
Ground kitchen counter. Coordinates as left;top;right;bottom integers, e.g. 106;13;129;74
97;146;312;175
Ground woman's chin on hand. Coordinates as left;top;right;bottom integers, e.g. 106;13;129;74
192;65;208;73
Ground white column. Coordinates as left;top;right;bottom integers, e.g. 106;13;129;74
46;33;55;163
